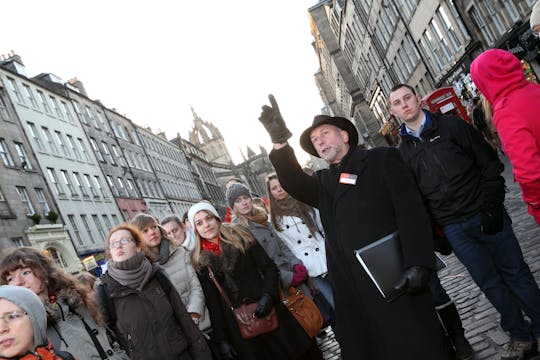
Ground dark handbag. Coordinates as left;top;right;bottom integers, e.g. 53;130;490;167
208;267;278;339
308;279;335;328
279;285;323;338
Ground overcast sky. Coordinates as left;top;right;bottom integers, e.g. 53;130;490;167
3;0;324;164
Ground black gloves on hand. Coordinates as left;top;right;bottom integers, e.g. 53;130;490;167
219;340;237;360
254;293;273;318
394;266;432;294
258;94;292;144
480;202;504;234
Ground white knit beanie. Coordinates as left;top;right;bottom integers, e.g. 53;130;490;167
188;202;221;227
531;0;540;29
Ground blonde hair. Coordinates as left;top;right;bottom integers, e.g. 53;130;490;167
191;210;255;270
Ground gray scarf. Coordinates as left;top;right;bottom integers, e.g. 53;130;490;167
107;252;153;291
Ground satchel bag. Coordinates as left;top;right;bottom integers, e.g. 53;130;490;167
279;285;323;338
208;267;278;339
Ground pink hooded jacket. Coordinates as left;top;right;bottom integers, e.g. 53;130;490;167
470;49;540;225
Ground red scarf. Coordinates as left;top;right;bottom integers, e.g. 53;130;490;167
202;237;221;255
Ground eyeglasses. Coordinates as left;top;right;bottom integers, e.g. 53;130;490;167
0;311;27;325
109;237;133;249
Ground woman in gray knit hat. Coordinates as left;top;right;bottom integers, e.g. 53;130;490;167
0;285;74;359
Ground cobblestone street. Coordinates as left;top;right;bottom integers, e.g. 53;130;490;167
317;154;540;360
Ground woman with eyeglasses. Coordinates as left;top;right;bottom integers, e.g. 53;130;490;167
0;285;75;360
100;224;212;360
188;202;322;360
130;214;205;327
0;247;126;360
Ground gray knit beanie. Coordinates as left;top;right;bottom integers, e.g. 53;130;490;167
0;285;47;347
531;0;540;29
226;183;251;208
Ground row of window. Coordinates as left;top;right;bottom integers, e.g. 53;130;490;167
6;77;76;124
0;185;50;216
67;212;120;246
0;138;33;170
46;167;108;200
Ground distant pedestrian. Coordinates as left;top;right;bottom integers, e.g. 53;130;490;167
470;48;540;226
390;83;540;360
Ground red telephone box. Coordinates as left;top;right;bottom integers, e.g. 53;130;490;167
422;87;471;124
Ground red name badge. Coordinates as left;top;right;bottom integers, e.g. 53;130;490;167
339;173;357;185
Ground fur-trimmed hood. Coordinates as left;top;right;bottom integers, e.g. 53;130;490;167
198;241;243;274
45;287;84;323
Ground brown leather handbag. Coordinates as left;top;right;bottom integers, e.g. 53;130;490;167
208;267;278;339
280;284;323;338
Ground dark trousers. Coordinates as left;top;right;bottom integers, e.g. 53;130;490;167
442;209;540;341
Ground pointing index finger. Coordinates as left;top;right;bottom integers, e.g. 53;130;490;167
268;94;280;111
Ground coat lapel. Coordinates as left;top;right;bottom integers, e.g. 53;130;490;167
334;147;368;202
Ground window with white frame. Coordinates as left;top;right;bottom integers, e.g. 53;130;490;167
101;142;116;165
13;142;32;170
15;186;35;215
60;170;77;196
72;172;88;197
77;138;91;162
89;138;104;162
47;248;67;268
85;106;98;127
106;175;118;196
47;168;64;195
6;78;23;103
66;135;81;160
54;131;69;157
429;20;452;61
84;174;99;198
469;6;496;45
111;214;119;225
0;93;9;120
49;96;64;119
12;238;24;247
436;7;461;52
0;139;15;167
94;176;107;198
41;127;59;155
61;101;75;124
421;31;444;71
68;214;83;245
92;214;106;240
117;177;127;196
36;90;51;114
111;145;126;166
34;188;50;213
80;215;95;243
484;0;505;36
102;214;112;232
22;84;37;108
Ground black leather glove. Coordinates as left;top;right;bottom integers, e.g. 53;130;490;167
258;94;292;143
394;266;432;294
254;293;273;318
480;202;504;234
219;340;237;360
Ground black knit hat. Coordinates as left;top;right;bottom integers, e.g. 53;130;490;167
299;115;359;157
226;183;251;208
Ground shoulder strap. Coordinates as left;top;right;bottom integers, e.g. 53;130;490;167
155;269;173;297
207;267;234;310
97;282;116;329
67;304;109;360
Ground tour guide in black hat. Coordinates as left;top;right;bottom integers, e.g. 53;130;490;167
258;95;454;360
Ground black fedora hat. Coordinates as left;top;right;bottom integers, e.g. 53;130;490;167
299;115;359;157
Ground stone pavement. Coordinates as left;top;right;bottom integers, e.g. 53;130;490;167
316;154;540;360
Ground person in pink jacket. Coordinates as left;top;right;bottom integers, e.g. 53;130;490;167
470;49;540;225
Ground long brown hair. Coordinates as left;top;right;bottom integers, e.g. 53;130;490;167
265;173;318;236
0;247;104;324
191;210;255;271
130;213;174;251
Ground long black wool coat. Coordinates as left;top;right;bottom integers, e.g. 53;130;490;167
270;144;453;360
